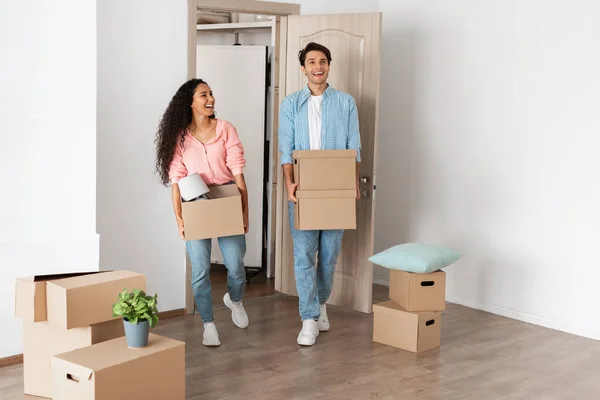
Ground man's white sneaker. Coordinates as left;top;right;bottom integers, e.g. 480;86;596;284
318;303;330;332
223;293;249;329
203;322;221;347
297;319;319;346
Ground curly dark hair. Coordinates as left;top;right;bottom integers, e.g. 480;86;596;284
298;42;332;66
154;78;215;186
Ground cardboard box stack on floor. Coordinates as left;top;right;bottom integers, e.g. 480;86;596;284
15;270;146;398
372;270;447;353
292;150;357;230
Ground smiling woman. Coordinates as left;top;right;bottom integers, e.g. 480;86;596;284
154;78;250;347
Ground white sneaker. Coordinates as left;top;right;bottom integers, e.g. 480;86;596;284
223;293;249;329
203;322;220;347
297;319;319;346
318;303;330;332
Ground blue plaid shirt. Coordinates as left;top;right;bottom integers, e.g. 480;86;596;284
278;85;361;165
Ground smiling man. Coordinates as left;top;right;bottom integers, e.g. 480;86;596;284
278;42;361;346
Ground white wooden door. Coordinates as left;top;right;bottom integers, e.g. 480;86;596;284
196;45;267;267
277;13;382;313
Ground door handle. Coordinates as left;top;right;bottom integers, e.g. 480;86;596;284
360;177;369;184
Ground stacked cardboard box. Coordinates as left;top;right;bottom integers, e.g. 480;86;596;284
51;334;185;399
15;270;146;398
292;149;357;230
372;270;446;353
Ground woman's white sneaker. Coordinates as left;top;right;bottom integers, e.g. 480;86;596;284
297;319;319;346
318;303;330;332
203;322;221;347
223;293;249;329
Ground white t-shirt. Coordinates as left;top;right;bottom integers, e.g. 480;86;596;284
308;95;323;150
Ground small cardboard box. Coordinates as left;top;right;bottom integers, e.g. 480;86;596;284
15;272;106;322
182;183;244;240
51;334;186;400
293;150;357;190
23;318;124;398
294;190;356;230
389;270;446;311
373;300;441;353
46;270;146;330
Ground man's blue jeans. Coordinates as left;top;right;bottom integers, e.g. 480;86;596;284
288;201;344;321
186;235;246;323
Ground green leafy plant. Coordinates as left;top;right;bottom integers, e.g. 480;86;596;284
112;288;159;328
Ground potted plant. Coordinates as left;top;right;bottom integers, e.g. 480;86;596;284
112;288;159;348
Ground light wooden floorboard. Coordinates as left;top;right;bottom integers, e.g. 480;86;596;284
2;280;600;399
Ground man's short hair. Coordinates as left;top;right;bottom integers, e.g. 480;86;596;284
298;42;332;66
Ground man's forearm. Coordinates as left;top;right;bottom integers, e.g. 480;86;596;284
283;164;294;185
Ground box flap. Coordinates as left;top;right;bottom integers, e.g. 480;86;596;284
372;301;441;320
293;149;357;159
32;271;105;282
16;271;107;322
46;270;146;330
296;190;356;199
46;270;143;290
53;334;185;372
207;183;241;199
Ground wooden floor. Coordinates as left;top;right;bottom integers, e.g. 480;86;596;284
210;264;276;305
2;274;600;399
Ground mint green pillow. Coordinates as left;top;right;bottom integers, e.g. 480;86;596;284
368;243;462;273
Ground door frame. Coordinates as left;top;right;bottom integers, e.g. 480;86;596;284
185;0;300;315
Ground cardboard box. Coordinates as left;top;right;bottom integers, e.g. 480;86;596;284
373;300;441;353
51;334;186;400
23;318;124;398
15;272;106;322
182;183;244;240
294;190;356;230
389;270;446;311
293;150;357;190
46;270;146;330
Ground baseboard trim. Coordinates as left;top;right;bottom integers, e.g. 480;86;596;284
0;354;23;368
373;278;390;287
0;309;187;369
446;294;600;341
158;308;185;319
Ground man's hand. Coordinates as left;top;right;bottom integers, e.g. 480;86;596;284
287;181;298;203
282;164;298;202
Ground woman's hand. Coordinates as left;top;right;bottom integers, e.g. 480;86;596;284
177;218;185;240
243;208;249;234
172;184;186;240
234;173;249;235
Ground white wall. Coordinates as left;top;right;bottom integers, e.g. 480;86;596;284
97;1;188;313
375;0;600;340
0;2;98;358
